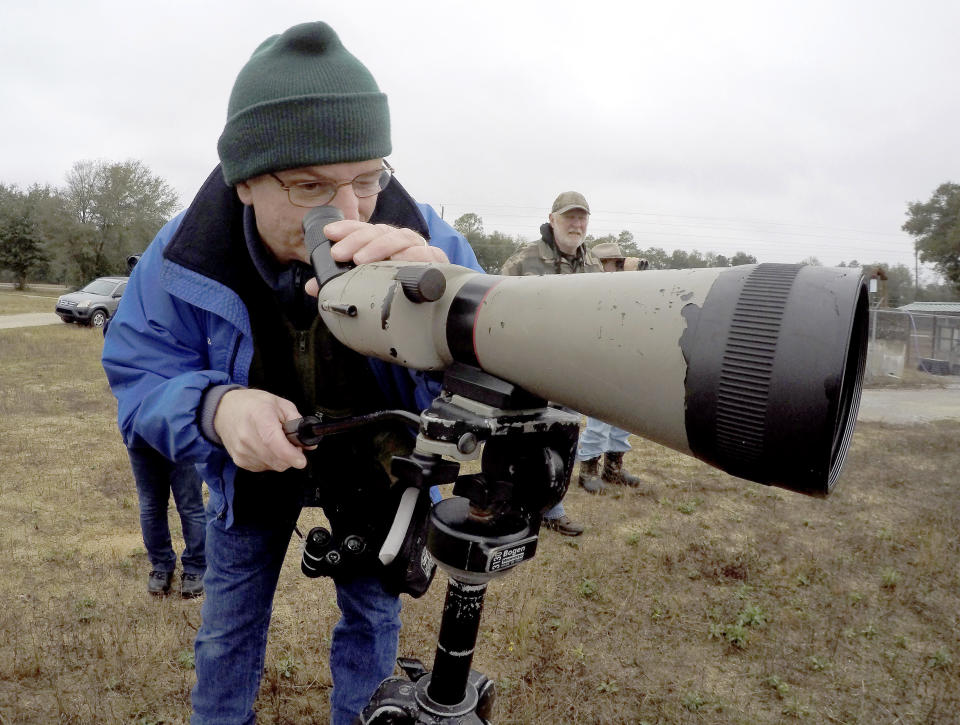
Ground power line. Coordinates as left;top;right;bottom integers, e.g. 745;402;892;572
434;202;908;239
436;200;921;266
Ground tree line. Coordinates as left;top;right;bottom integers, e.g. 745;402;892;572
0;160;178;288
1;161;957;307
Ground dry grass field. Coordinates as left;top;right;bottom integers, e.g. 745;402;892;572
0;289;957;724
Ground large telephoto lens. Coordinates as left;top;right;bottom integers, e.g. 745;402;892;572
316;261;868;496
452;263;868;496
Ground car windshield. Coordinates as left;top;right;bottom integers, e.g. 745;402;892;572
80;279;117;296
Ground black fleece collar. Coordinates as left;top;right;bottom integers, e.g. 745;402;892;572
540;222;555;246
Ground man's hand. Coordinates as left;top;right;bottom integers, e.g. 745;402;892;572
304;220;450;297
325;220;449;265
213;388;309;472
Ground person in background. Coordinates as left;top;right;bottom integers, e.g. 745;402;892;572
623;255;650;271
126;446;207;596
108;254;206;598
499;191;604;535
575;241;644;493
102;21;481;725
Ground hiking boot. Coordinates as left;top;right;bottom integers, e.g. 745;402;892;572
602;451;641;487
542;515;585;536
147;570;173;596
577;456;605;494
181;572;204;599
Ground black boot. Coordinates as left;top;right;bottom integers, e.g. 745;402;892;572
181;572;205;599
603;451;641;487
147;570;173;596
577;456;605;494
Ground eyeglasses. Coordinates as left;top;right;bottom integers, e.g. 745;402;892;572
270;161;394;208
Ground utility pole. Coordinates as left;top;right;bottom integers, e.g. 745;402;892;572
914;244;919;300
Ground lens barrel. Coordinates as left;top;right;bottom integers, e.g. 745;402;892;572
681;264;868;495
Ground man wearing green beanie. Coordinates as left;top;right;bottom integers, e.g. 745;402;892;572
102;21;482;725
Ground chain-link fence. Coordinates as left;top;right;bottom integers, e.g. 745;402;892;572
867;309;960;381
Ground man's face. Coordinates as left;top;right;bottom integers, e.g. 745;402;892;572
601;258;620;272
548;208;590;255
235;159;382;264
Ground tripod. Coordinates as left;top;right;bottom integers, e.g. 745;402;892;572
287;364;579;722
357;364;580;724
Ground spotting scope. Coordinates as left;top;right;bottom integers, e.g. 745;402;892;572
305;208;868;496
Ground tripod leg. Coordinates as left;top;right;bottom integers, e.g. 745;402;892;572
427;578;488;706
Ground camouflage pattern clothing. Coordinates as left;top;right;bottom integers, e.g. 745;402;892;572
500;223;603;276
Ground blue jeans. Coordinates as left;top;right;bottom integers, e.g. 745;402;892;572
191;503;401;725
544;418;632;520
543;501;566;520
577;418;632;461
128;446;206;575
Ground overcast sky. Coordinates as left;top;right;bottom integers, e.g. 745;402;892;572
3;0;957;275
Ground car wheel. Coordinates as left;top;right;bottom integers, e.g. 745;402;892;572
90;309;108;328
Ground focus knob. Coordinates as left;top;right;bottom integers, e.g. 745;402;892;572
396;266;446;303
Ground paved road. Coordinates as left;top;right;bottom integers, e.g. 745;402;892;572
858;385;960;423
0;287;64;329
0;312;63;329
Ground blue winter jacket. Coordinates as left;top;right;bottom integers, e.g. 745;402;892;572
102;167;481;527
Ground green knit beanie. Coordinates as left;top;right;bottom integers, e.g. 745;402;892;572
217;22;391;185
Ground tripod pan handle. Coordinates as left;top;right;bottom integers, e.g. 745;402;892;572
378;487;420;565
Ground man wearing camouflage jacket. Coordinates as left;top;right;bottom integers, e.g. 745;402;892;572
499;191;603;535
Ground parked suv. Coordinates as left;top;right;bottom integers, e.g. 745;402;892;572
55;276;128;328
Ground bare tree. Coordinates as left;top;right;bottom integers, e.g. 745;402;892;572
59;159;179;280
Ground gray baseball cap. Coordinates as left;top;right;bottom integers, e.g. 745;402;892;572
551;191;590;215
